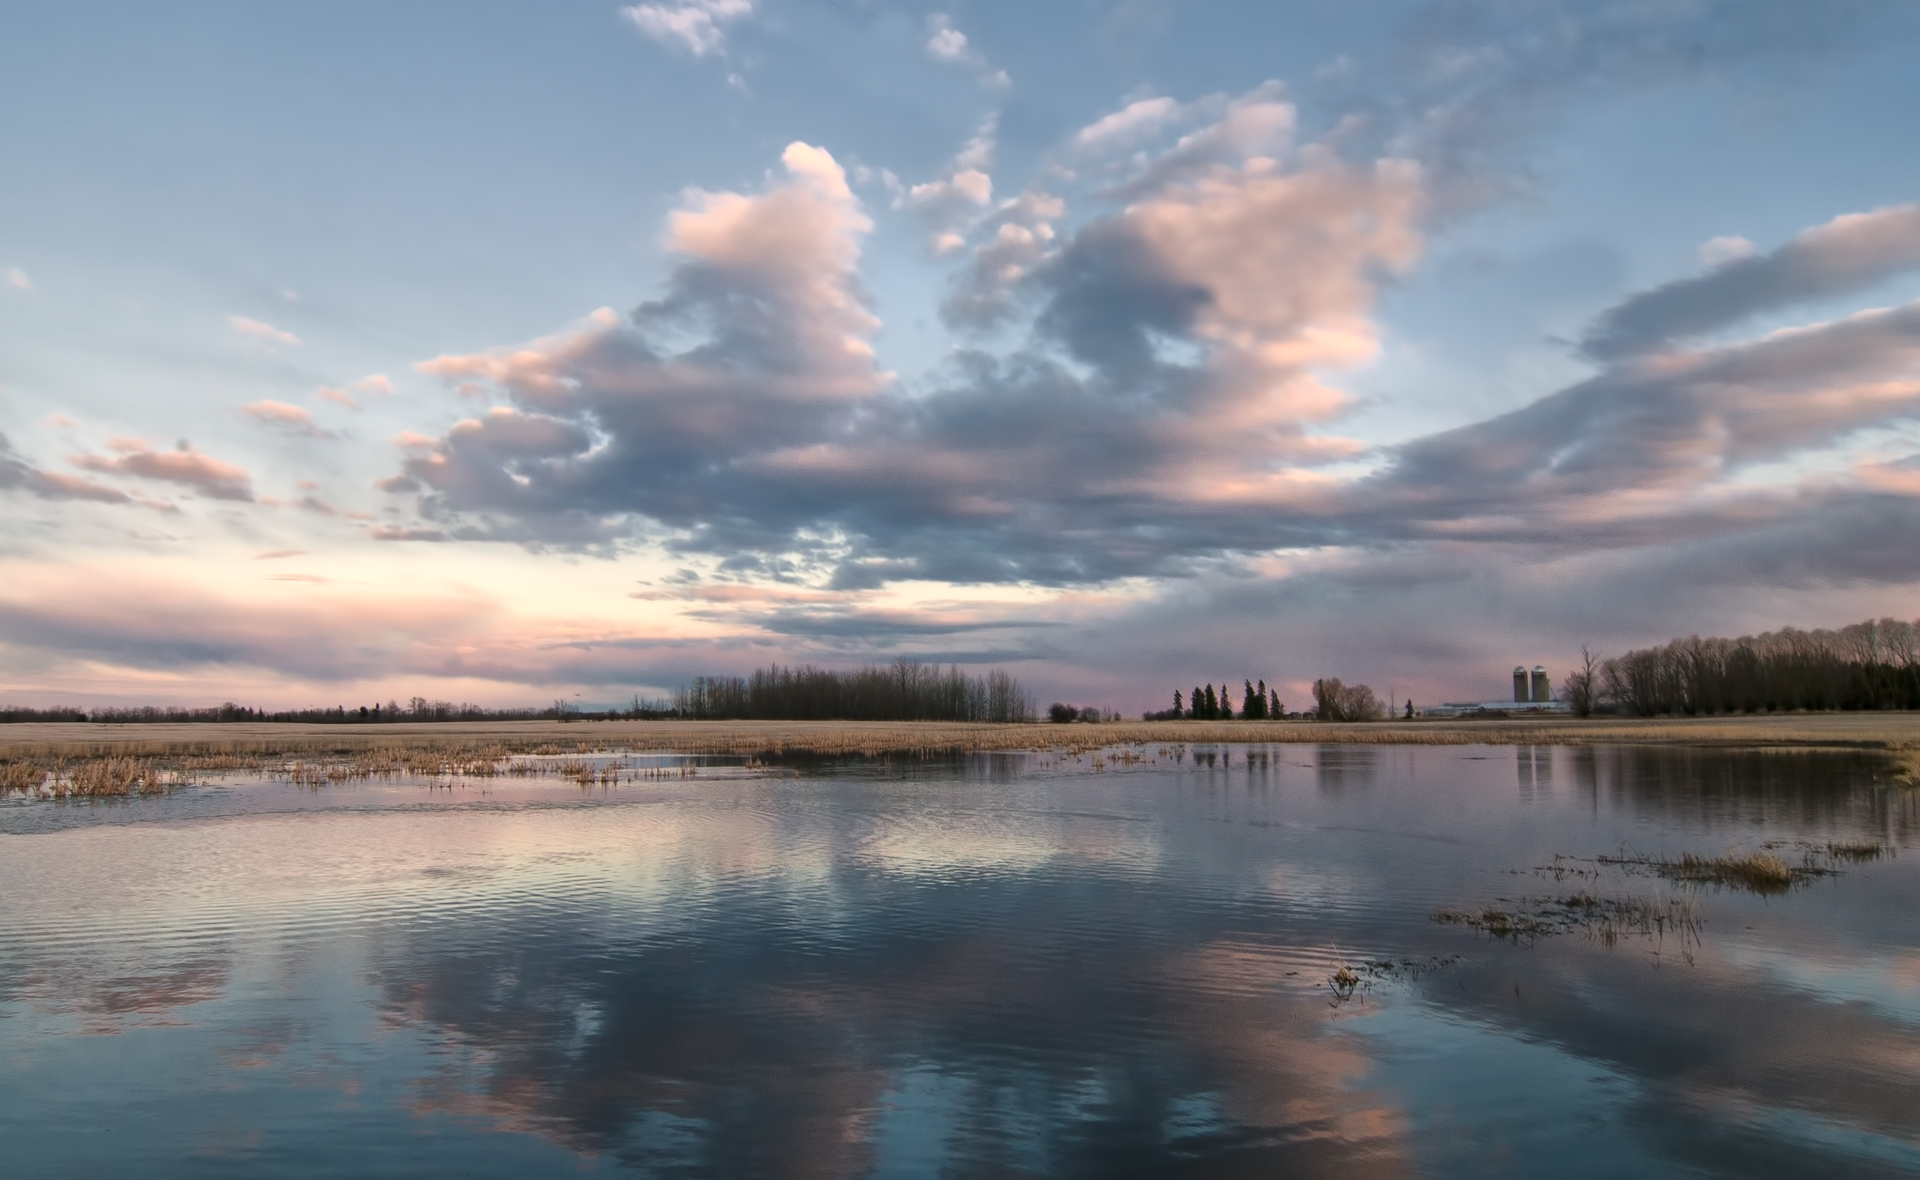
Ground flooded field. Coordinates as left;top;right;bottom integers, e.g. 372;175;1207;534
2;743;1916;1177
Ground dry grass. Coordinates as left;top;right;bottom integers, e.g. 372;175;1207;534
5;712;1918;798
5;756;184;799
1593;843;1892;894
4;711;1919;759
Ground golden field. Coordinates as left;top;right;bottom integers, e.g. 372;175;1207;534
4;711;1919;760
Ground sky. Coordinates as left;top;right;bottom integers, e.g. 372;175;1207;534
3;0;1920;714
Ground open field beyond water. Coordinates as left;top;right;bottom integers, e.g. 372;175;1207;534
6;711;1920;760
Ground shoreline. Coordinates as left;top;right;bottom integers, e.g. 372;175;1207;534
3;712;1917;760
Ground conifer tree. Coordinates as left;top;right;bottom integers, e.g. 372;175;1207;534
1203;684;1218;719
1192;686;1204;720
1173;690;1184;717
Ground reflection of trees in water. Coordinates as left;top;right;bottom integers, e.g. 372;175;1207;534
372;883;1413;1178
1315;745;1379;793
1583;747;1919;840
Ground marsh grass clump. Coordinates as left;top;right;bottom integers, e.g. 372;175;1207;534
1820;839;1888;863
1;761;49;794
1431;905;1563;944
1597;847;1844;894
1682;850;1794;893
32;757;181;798
1433;892;1700;951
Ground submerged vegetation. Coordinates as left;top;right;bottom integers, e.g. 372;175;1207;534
1435;838;1893;951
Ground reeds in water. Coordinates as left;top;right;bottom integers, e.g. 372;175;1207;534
17;757;179;798
1433;892;1700;949
1594;842;1889;894
1;761;48;794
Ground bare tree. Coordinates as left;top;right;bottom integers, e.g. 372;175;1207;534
1313;678;1384;722
1559;645;1600;718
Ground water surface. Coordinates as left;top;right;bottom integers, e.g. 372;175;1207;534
2;743;1915;1177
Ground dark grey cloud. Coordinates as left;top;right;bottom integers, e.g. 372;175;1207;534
1580;202;1920;360
1362;297;1920;543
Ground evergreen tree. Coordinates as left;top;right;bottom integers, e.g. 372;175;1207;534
1173;689;1184;717
1242;679;1261;720
1270;687;1282;718
1203;684;1218;719
1191;686;1204;720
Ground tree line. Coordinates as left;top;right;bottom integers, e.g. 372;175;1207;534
1563;617;1920;716
1144;680;1285;720
0;698;674;725
673;661;1034;722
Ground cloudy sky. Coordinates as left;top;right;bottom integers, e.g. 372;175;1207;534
3;0;1919;713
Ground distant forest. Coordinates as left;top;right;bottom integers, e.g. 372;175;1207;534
1;662;1035;725
1577;617;1920;716
0;698;653;725
675;661;1034;723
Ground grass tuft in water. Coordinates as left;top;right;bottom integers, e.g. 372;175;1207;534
1601;849;1808;894
1433;892;1700;951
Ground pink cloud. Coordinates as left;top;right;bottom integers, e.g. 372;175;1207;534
71;439;255;501
317;374;392;410
228;315;300;347
241;400;334;437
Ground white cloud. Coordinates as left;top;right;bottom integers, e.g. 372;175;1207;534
228;315;301;347
898;120;998;255
1698;235;1757;268
622;0;752;58
924;14;1009;89
1075;96;1183;152
5;268;29;292
926;17;969;63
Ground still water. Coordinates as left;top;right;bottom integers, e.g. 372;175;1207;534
2;744;1916;1178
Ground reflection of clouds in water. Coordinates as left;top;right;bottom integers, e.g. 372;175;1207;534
855;811;1160;881
1155;941;1418;1175
1716;941;1920;1017
859;818;1057;878
1438;941;1920;1169
364;861;1409;1176
4;746;1919;1176
1263;862;1373;915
